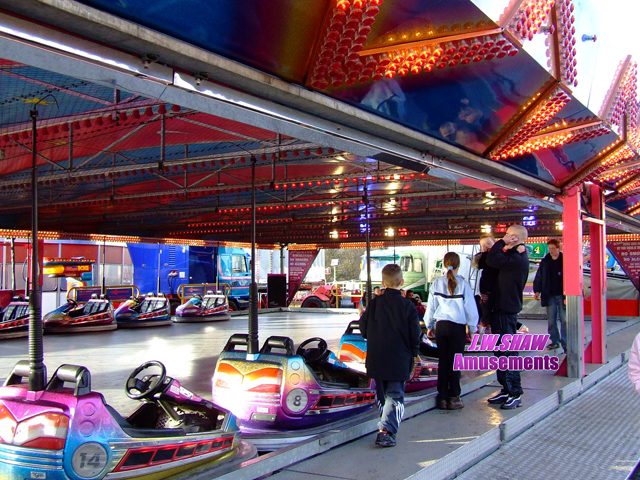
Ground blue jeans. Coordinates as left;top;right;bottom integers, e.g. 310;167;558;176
375;380;405;435
547;295;567;346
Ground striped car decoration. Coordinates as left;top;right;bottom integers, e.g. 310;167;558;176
202;306;227;315
114;436;234;472
0;318;28;329
72;313;112;323
311;392;376;410
137;309;169;319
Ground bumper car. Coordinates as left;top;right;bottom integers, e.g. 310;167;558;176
337;321;439;393
114;292;172;328
0;296;30;339
44;294;116;333
173;291;230;323
300;284;360;309
0;360;253;480
212;334;376;432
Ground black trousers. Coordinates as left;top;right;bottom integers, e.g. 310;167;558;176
435;320;467;399
491;312;523;396
480;296;492;327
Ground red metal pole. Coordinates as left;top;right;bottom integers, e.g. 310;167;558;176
562;187;584;378
588;183;607;363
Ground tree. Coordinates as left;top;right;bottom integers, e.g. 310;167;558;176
324;248;365;281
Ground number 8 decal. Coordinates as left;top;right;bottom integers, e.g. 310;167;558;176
286;388;308;413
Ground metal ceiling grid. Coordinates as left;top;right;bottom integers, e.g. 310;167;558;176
4;0;640;243
1;57;546;243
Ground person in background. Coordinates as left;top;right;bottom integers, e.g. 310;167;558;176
472;233;499;333
406;289;426;319
406;289;419;305
425;252;479;410
486;225;529;410
415;297;426;320
533;239;566;352
373;286;381;297
359;264;421;447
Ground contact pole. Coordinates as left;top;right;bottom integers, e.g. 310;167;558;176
280;243;285;274
248;156;259;354
364;184;371;306
28;108;46;391
157;243;161;294
11;237;15;292
102;236;106;295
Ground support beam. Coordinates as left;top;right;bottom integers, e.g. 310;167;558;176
498;0;527;28
549;5;562;80
599;55;633;120
562;187;584;378
0;171;481;212
605;206;640;233
0;143;320;189
9;137;67;170
482;81;562;158
587;184;606;364
561;140;627;189
528;120;604;142
358;27;503;57
173;116;274;144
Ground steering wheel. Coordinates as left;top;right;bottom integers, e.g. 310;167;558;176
296;337;330;366
67;298;77;307
330;284;341;296
125;361;167;400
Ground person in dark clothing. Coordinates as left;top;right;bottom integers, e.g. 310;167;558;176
486;224;529;410
473;234;499;330
533;239;566;351
406;289;419;305
359;263;421;448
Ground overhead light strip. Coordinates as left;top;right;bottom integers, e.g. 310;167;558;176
0;12;173;84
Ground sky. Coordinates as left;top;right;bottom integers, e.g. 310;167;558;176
472;0;640;114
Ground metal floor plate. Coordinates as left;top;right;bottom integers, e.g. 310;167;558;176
456;365;640;480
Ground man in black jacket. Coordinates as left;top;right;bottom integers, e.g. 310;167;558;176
486;224;529;410
359;263;421;447
533;239;566;351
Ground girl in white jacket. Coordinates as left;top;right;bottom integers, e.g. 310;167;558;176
425;252;479;410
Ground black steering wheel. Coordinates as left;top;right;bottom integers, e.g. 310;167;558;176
296;337;330;366
125;361;167;400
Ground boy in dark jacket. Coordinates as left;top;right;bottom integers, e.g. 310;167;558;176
486;224;529;410
359;263;421;447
